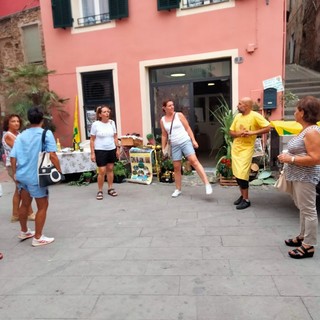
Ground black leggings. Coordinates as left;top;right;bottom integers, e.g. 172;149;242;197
236;178;249;189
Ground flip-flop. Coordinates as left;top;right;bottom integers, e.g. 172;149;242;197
108;189;118;197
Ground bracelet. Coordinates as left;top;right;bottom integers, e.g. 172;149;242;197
291;156;295;164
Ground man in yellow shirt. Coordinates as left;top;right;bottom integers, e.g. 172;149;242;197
230;97;271;209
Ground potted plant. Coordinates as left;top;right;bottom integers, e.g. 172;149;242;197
210;96;236;180
82;171;93;183
146;133;155;145
160;158;174;183
113;160;128;183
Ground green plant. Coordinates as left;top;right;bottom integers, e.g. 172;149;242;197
1;64;69;130
283;90;299;109
67;171;95;186
113;161;128;177
161;159;174;172
209;96;236;177
216;156;233;179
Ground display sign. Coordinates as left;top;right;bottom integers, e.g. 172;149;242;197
127;148;154;185
262;75;284;92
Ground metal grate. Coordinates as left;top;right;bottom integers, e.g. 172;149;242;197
77;12;110;26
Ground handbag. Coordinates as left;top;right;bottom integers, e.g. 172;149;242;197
38;129;63;187
274;170;293;194
163;112;176;160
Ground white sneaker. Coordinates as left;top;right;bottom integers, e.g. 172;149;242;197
32;235;55;247
172;189;182;198
205;184;213;195
18;228;35;240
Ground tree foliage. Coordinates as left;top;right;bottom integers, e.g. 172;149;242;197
1;64;69;130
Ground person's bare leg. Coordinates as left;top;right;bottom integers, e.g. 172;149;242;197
97;166;106;192
106;163;114;190
173;160;182;190
187;154;209;185
242;188;249;200
27;203;33;215
34;197;49;239
12;187;20;219
19;189;33;233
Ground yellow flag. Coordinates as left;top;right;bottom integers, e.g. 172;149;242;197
270;120;320;136
73;95;81;143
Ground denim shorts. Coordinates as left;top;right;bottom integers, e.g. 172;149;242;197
171;139;195;161
18;183;48;198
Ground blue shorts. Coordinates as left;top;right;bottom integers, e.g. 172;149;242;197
18;183;49;199
171;139;195;161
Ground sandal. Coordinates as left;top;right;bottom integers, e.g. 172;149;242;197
289;245;314;259
285;236;303;247
108;189;118;197
96;191;103;200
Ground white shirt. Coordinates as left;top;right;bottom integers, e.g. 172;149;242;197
90;120;117;150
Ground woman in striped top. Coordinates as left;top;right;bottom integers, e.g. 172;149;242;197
278;96;320;259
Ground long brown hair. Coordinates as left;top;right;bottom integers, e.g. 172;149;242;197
3;114;22;131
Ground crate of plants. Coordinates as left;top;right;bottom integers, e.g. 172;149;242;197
120;135;143;147
219;175;238;186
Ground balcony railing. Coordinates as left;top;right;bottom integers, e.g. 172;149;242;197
181;0;229;8
77;12;110;26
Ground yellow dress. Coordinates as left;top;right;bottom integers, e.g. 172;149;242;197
230;111;270;180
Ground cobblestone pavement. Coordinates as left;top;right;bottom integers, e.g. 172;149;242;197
0;164;320;320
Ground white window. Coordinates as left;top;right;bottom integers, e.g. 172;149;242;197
79;0;110;26
181;0;229;9
21;24;43;64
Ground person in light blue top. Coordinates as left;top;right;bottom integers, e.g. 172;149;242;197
10;106;62;247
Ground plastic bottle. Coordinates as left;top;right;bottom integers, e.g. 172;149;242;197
56;138;61;152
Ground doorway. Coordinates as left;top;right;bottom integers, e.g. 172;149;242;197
149;59;231;163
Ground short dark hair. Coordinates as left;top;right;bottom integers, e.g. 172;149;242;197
296;96;320;124
2;114;22;131
27;106;44;124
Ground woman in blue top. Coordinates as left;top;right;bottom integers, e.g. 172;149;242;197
278;96;320;259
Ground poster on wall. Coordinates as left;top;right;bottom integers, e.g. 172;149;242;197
127;148;154;185
86;110;96;137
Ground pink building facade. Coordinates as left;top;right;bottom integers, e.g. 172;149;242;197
39;0;286;150
0;0;39;17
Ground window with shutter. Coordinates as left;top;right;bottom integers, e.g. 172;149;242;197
51;0;73;28
157;0;180;11
109;0;128;20
21;24;43;63
81;70;116;138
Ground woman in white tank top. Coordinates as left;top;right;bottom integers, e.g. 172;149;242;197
2;114;34;222
160;99;212;198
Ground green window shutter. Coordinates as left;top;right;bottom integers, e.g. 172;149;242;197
51;0;73;28
157;0;180;11
109;0;129;20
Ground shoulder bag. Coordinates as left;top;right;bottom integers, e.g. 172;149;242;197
274;170;293;195
38;129;63;187
163;112;176;160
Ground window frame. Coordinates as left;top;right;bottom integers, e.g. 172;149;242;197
20;22;43;64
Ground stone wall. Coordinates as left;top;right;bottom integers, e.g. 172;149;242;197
286;0;320;72
0;7;46;116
